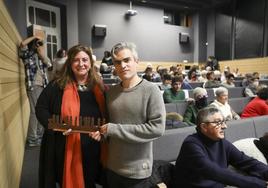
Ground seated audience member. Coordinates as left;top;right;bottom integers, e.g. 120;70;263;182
143;66;154;81
163;76;185;103
199;70;208;82
100;62;112;74
241;73;253;87
49;48;67;80
244;74;260;97
203;71;221;88
220;66;231;82
159;73;172;90
210;87;240;121
183;87;208;126
205;56;219;71
101;50;113;66
254;133;268;163
158;68;168;79
214;70;222;81
176;74;192;90
221;73;235;88
233;138;267;165
186;69;199;82
169;65;178;75
173;106;268;188
142;66;160;82
241;87;268;118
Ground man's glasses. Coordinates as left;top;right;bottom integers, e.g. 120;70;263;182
203;120;226;128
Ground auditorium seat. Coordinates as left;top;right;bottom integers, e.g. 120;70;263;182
228;97;252;115
233;80;242;87
225;118;256;143
253;115;268;137
153;126;195;162
165;103;177;113
188;82;204;89
102;73;112;78
259;79;268;85
103;78;119;84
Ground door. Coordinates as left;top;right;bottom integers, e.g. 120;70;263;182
26;0;61;61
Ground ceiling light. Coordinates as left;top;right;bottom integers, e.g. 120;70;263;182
125;1;138;16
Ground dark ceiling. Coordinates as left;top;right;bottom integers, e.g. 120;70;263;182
109;0;233;11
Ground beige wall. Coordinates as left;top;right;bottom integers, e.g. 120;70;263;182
0;1;29;188
219;57;268;76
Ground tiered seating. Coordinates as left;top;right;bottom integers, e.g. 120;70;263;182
103;78;119;85
153;115;268;163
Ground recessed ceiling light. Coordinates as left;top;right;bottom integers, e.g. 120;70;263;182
141;0;147;3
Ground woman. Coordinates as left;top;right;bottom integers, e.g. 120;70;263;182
244;74;260;97
241;87;268;118
183;87;208;126
203;71;221;88
49;48;68;80
210;87;240;121
36;44;106;188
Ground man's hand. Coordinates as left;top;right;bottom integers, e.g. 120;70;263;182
157;183;167;188
99;124;108;135
89;131;102;141
88;124;108;141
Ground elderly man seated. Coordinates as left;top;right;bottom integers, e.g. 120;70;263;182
173;106;268;188
210;87;240;121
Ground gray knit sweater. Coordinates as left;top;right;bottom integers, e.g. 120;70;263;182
106;79;166;179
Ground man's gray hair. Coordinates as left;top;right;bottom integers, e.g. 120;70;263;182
111;42;138;60
196;106;221;127
215;87;228;97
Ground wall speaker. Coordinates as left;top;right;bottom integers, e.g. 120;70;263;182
93;24;107;37
179;32;189;43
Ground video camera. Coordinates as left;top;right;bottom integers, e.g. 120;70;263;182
34;39;44;47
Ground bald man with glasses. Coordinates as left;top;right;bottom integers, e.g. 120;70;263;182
172;106;268;188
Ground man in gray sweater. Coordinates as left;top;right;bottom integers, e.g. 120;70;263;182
90;42;166;188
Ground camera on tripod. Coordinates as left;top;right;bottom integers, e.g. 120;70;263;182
34;39;44;47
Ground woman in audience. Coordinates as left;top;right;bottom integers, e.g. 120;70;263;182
221;73;235;88
163;75;185;103
244;74;260;97
159;73;172;90
241;87;268;118
203;71;221;88
49;48;67;80
186;69;198;82
198;69;208;82
183;87;208;126
210;87;240;121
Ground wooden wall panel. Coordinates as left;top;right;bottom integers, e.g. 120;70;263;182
96;60;199;72
219;57;268;76
0;1;29;188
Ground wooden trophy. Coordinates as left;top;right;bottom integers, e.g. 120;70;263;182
48;114;106;134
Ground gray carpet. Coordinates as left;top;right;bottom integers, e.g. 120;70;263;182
19;146;102;188
19;145;40;188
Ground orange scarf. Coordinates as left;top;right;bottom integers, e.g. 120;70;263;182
61;83;107;188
